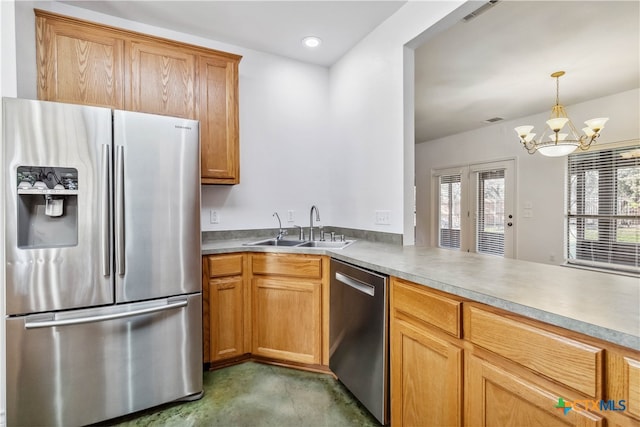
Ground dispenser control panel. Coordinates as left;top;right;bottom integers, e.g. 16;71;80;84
16;166;79;249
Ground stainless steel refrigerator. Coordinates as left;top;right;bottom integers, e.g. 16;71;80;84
3;97;203;426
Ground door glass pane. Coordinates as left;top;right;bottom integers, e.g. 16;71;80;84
477;170;505;256
439;175;461;249
617;166;640;243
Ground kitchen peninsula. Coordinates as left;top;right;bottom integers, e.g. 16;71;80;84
203;238;639;349
203;237;640;426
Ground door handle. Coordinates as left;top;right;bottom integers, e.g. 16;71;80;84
115;145;125;276
335;272;375;297
101;144;111;276
25;298;188;329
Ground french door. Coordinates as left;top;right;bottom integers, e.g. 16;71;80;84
435;160;515;258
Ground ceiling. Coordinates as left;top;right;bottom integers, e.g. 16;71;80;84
414;0;640;142
60;1;639;144
60;0;406;66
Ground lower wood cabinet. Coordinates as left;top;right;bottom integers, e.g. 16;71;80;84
203;253;249;364
203;252;328;367
250;253;327;365
390;276;640;427
390;277;463;426
391;317;463;426
465;353;603;426
251;276;321;364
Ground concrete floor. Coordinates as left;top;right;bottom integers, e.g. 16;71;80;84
109;362;381;427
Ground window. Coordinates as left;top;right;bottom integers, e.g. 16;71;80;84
438;174;461;249
567;146;640;273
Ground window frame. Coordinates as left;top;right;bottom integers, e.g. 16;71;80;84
432;159;516;258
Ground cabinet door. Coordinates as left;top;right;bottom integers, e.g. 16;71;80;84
466;353;603;427
209;276;245;362
36;13;124;108
391;318;462;426
127;41;197;119
199;55;240;184
252;277;321;365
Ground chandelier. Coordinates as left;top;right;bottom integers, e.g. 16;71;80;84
514;71;608;157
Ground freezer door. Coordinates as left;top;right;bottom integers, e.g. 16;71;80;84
6;294;203;426
113;110;201;302
3;98;114;315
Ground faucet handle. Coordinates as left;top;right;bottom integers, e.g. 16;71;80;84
276;228;288;240
293;225;305;240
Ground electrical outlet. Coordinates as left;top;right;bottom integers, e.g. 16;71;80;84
210;210;219;224
287;210;295;222
375;210;391;225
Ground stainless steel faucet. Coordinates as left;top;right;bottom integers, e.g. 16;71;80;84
309;205;320;241
273;212;287;240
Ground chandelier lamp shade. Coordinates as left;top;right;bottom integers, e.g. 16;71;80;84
514;71;608;157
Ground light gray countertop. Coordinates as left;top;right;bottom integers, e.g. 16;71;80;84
202;238;640;350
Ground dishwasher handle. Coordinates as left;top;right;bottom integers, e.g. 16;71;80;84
335;271;375;297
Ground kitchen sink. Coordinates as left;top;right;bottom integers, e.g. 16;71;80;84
243;238;354;249
297;240;354;249
243;238;306;247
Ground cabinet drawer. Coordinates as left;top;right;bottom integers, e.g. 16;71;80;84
251;254;322;279
207;254;243;278
465;304;603;398
391;277;461;338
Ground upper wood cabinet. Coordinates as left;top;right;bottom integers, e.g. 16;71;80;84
127;41;197;119
198;55;239;183
35;10;242;184
35;14;125;108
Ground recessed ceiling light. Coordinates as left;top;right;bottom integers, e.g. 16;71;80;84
302;36;322;48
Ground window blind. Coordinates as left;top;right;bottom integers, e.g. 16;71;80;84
439;174;461;249
567;146;640;273
476;170;505;256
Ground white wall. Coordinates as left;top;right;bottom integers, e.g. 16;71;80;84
328;1;463;244
415;88;640;265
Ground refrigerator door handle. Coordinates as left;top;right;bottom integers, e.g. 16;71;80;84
115;145;125;276
101;144;111;277
24;298;188;329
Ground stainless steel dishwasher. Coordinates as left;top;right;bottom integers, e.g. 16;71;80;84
330;259;389;425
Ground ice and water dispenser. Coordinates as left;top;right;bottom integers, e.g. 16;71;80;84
16;166;78;248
